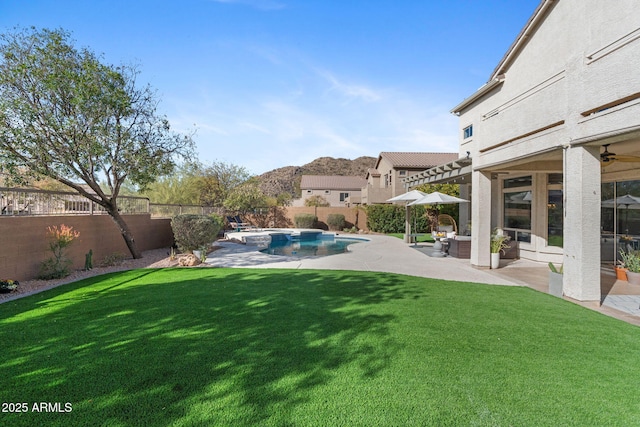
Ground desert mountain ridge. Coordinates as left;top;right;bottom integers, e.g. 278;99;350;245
258;156;377;198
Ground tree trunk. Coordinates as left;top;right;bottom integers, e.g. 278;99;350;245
107;208;143;259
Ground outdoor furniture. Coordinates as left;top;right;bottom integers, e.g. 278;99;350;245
501;240;518;259
448;237;471;258
227;215;256;231
437;214;457;233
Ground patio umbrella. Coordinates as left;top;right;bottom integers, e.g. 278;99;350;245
407;191;469;207
387;190;427;243
408;191;469;235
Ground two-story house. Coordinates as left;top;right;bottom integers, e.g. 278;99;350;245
405;0;640;302
361;152;458;205
294;175;367;207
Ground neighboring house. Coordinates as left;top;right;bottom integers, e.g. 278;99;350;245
294;175;367;207
404;0;640;302
361;152;458;204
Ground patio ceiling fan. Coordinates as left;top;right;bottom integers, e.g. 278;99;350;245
600;144;640;166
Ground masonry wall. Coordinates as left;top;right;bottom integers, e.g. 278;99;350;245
284;206;368;232
0;214;173;281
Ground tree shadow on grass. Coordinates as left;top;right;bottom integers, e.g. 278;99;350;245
0;268;423;426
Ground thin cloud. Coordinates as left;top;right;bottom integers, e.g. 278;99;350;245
316;69;383;103
209;0;285;10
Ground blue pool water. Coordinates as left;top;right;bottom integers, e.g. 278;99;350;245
260;234;362;257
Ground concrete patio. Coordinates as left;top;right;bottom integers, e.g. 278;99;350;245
208;233;640;326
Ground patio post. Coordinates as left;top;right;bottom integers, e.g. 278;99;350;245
563;145;601;301
471;170;492;268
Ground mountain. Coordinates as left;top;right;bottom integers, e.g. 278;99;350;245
258;156;377;197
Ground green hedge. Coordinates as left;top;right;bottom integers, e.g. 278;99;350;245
326;214;345;231
366;204;429;234
294;213;317;228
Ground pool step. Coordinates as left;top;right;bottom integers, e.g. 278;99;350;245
243;235;272;247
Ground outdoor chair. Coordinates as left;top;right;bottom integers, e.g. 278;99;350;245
436;214;457;234
227;215;257;231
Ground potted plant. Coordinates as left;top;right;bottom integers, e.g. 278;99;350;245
548;263;563;297
490;229;511;269
619;249;640;285
615;261;628;281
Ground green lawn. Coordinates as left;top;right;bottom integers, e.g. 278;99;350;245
1;268;639;426
388;232;435;243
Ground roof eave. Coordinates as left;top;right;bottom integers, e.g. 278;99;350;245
450;76;505;114
451;0;555;115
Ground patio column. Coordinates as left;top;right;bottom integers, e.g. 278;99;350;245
563;145;601;301
471;170;492;268
459;184;471;234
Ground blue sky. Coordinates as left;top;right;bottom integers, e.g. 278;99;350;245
0;0;539;175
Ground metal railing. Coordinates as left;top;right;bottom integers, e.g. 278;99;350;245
149;204;222;218
0;187;232;219
0;187;153;216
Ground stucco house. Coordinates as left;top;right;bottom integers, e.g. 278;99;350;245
294;175;367;207
361;152;458;205
405;0;640;302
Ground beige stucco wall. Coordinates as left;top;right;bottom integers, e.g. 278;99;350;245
460;0;640;169
456;0;640;300
0;215;173;281
296;188;363;207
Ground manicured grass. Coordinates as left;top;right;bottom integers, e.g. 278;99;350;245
1;268;640;426
388;232;435;243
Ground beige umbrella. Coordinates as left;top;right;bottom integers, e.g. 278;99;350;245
387;190;427;243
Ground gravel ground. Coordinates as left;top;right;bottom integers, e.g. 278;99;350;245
0;247;181;304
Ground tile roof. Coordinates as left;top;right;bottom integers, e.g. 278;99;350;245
379;152;459;168
300;175;367;190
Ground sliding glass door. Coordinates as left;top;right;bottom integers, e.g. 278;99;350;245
601;180;640;266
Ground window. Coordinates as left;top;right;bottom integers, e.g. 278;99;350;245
547;189;563;247
463;125;473;139
340;192;349;202
399;170;407;176
503;176;532;243
384;174;389;187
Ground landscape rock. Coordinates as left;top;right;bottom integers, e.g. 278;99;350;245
178;254;201;266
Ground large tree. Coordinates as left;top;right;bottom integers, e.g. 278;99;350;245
0;28;193;258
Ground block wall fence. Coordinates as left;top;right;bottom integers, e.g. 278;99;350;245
0;206;369;281
282;206;368;231
0;215;173;281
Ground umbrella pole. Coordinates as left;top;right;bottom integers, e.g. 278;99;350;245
405;204;411;243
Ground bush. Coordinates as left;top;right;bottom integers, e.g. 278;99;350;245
365;204;429;234
171;214;223;252
327;214;345;231
294;213;317;228
0;279;19;293
365;205;404;233
100;252;126;267
38;224;80;280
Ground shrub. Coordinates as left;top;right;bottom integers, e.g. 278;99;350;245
101;252;126;267
294;213;317;228
38;224;80;280
171;214;223;252
304;195;330;207
327;214;345;231
365;205;404;233
365;204;429;234
0;279;19;293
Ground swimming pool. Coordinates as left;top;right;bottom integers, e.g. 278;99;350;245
260;233;363;257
